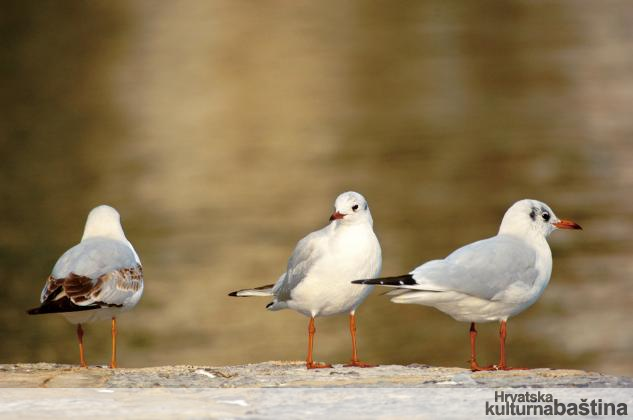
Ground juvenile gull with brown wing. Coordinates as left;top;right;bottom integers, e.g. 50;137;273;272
28;205;143;368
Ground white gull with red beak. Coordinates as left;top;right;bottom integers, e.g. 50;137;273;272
230;191;382;369
353;199;581;371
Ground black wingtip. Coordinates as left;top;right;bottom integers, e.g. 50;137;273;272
24;297;99;315
228;291;239;297
353;274;416;286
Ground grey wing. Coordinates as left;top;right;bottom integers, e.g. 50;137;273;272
51;237;138;279
408;235;538;300
272;229;326;302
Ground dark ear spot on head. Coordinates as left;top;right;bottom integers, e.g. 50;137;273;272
364;203;368;210
529;208;536;221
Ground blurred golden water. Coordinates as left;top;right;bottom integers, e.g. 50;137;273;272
2;1;632;374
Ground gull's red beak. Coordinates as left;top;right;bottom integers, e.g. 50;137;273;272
553;219;582;230
329;211;345;221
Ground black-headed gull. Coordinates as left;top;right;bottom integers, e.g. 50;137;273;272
353;199;581;371
27;205;143;368
229;191;382;369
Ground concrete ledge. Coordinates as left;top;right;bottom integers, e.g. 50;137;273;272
1;362;631;388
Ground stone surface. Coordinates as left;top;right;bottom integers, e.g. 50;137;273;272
1;362;632;388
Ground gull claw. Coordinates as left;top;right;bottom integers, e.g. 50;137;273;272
344;360;377;368
306;362;333;369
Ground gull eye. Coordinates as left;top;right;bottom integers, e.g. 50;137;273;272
352;204;359;211
542;212;550;221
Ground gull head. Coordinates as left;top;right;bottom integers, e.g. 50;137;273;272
81;205;127;241
498;199;582;238
329;191;373;225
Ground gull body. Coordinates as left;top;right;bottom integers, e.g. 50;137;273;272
354;199;581;370
230;191;382;368
28;205;143;367
269;217;381;317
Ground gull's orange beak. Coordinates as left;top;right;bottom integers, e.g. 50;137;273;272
553;219;582;230
329;211;345;221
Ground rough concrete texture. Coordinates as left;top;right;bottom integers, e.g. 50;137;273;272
1;362;632;388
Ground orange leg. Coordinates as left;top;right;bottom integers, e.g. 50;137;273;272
306;317;332;369
498;320;507;369
109;317;117;368
496;320;527;371
469;323;493;371
344;313;376;368
77;324;87;368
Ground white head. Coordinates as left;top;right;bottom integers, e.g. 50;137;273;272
329;191;373;226
498;199;582;238
81;205;127;241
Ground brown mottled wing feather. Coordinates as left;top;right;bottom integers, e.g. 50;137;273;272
92;265;143;305
27;274;101;314
40;275;63;302
110;266;143;294
63;274;104;302
27;266;143;315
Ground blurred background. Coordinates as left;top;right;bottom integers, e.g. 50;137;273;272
1;1;632;375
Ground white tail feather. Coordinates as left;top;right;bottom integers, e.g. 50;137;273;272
230;286;274;297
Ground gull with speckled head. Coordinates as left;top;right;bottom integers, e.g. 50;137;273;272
229;191;382;369
353;199;581;370
27;205;143;368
